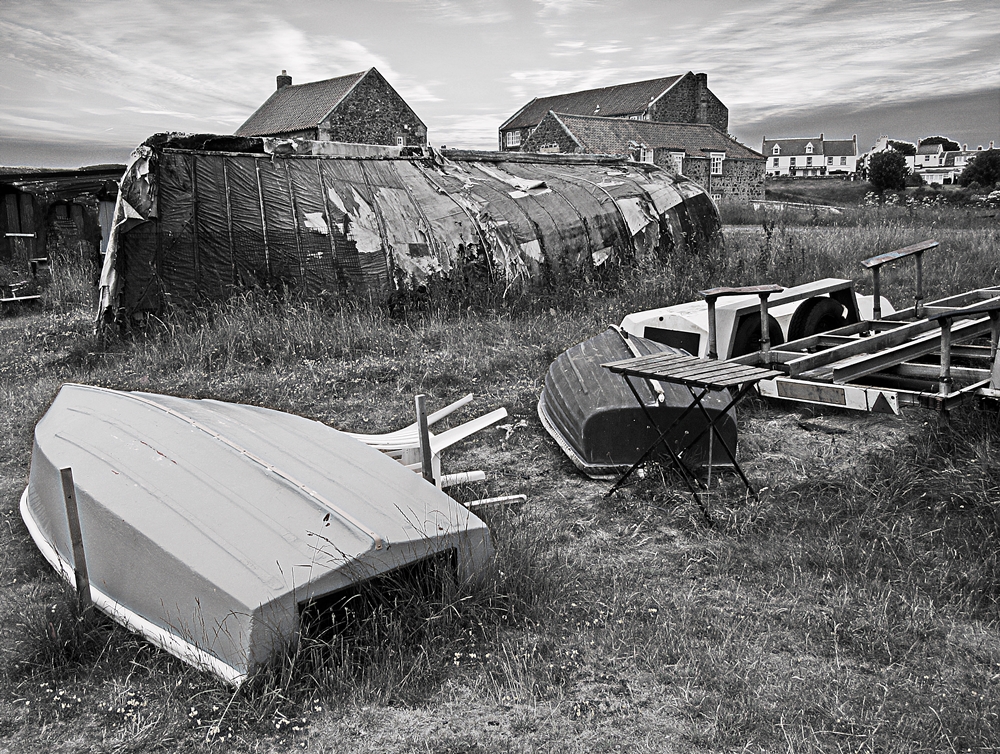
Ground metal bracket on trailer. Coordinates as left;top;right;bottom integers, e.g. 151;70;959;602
755;377;900;414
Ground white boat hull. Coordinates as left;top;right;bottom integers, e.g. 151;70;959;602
21;384;493;685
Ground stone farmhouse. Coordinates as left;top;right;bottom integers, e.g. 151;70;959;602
499;73;727;151
236;69;427;147
521;113;764;201
762;135;859;177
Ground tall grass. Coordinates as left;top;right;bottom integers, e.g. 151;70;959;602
1;205;999;751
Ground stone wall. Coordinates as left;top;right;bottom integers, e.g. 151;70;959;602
649;74;728;133
520;117;580;154
660;153;763;201
500;126;536;151
322;71;427;146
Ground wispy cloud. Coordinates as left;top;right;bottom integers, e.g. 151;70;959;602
507;0;1000;126
0;0;443;146
533;0;600;16
379;0;512;24
0;0;996;166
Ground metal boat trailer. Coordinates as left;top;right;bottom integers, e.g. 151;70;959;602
727;240;1000;415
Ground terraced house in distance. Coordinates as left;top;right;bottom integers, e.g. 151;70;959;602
236;68;427;147
520;114;764;202
762;134;859;177
499;72;728;151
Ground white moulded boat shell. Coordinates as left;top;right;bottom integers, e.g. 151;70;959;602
20;384;493;685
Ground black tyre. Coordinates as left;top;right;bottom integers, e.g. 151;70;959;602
787;297;847;342
731;314;784;357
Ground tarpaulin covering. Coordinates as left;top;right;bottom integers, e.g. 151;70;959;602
98;135;722;322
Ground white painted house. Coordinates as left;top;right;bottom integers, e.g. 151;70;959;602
762;134;858;177
918;142;996;185
863;136;997;185
867;136;916;171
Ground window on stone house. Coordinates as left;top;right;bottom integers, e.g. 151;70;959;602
805;143;814;154
806;155;813;166
827;156;834;164
710;193;722;202
672;153;685;174
841;156;847;165
772;157;779;167
505;130;521;148
710;152;724;175
396;135;405;147
772;144;780;155
790;157;796;166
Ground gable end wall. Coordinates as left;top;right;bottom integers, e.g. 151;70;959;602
321;74;427;146
649;76;728;133
519;117;581;154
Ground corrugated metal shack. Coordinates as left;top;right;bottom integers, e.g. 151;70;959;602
98;134;721;323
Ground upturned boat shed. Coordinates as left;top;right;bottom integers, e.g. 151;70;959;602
97;134;722;323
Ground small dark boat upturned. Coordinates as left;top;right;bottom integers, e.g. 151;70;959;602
537;327;737;479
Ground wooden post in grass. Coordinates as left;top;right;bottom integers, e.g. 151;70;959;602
59;467;92;612
414;395;435;484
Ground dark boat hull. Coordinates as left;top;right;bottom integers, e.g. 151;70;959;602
538;327;737;479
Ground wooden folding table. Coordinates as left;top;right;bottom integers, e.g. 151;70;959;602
603;352;782;503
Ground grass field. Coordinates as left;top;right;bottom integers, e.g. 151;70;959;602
1;200;999;752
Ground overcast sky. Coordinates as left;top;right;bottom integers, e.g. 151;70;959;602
1;0;998;167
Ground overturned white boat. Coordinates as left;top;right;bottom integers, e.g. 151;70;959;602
20;383;493;685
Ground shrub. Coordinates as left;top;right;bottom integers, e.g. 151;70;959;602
887;139;916;156
868;151;909;193
959;149;1000;188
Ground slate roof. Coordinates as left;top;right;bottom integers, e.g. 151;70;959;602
501;74;685;131
761;138;824;156
545;113;761;160
235;70;369;137
823;139;857;157
916;142;944;155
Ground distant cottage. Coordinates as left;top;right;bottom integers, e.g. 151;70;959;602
762;134;859;177
866;135;997;185
235;68;427;147
521;113;764;202
499;73;728;151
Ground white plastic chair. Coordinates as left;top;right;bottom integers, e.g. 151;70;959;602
344;394;507;488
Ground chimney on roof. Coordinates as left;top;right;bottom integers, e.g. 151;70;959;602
277;70;292;90
695;73;708;124
964;143;968;151
819;133;824;140
991;140;996;150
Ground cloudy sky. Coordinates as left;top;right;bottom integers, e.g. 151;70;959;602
1;0;998;167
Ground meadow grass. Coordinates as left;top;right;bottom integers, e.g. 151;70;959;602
0;200;998;751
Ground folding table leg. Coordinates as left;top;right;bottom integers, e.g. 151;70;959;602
676;381;761;496
607;377;705;498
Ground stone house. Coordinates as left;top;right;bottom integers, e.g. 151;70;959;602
520;112;763;201
235;68;427;147
762;134;859;177
499;72;727;151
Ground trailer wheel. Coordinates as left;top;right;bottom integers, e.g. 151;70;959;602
787;297;847;342
731;314;784;357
